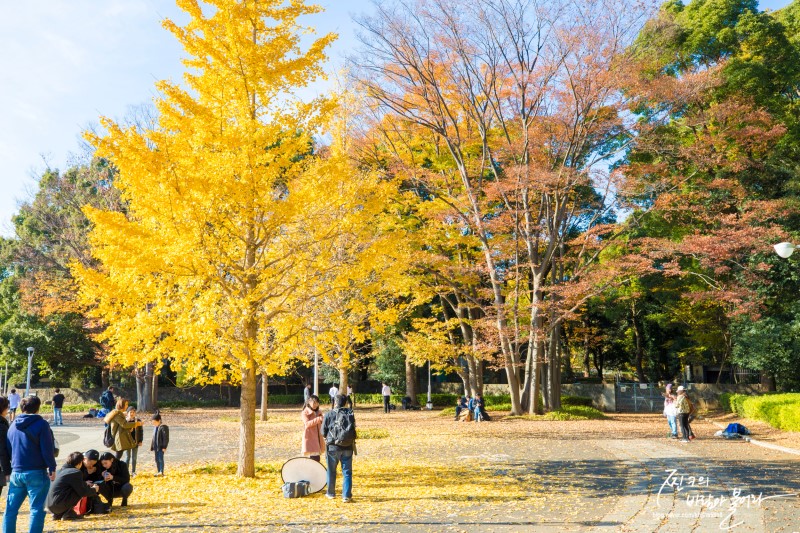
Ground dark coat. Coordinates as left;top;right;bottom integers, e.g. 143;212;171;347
80;463;104;483
46;465;96;514
150;424;169;451
102;459;131;489
130;418;144;445
0;417;11;485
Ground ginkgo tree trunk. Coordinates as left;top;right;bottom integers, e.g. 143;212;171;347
75;0;337;478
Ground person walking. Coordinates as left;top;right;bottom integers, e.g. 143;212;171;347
322;394;356;502
328;384;339;408
663;384;678;439
381;382;391;414
51;389;65;427
7;390;20;422
151;413;169;476
45;452;100;521
3;396;57;533
103;398;141;460
301;395;325;462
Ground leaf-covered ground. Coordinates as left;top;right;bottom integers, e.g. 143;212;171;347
3;407;799;531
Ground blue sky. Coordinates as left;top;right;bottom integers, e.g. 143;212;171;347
0;0;793;237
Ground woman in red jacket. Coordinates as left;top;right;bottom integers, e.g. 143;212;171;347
301;395;325;462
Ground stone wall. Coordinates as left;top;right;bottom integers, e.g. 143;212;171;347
434;382;762;412
19;386;235;405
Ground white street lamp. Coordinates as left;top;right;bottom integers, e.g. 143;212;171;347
426;361;433;410
25;347;34;397
774;242;797;259
313;343;319;397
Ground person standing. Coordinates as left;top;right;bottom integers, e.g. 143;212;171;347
663;384;678;439
346;385;354;409
3;396;57;533
99;387;115;412
51;389;65;427
328;384;338;408
322;394;356;502
45;452;100;521
124;407;143;477
381;382;391;414
300;395;325;462
675;386;695;443
103;398;140;460
303;384;312;403
0;398;11;495
150;413;169;476
7;390;20;422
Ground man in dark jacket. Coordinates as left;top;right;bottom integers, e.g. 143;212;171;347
97;452;133;509
99;387;115;412
46;452;99;520
322;394;356;502
3;395;57;533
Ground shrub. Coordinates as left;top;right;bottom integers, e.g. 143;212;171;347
720;392;800;431
561;395;593;407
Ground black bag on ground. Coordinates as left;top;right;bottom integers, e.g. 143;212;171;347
282;480;310;498
326;408;356;447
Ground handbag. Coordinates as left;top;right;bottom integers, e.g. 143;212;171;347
73;496;90;516
282;480;310;498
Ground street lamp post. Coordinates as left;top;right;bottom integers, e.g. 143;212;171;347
313;343;319;397
25;347;34;397
774;242;797;259
426;361;433;410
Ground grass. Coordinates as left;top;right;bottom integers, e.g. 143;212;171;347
356;428;389;439
506;405;607;421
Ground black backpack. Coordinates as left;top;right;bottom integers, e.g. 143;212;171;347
326;408;356;447
103;425;114;448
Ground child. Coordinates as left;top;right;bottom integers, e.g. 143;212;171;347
125;407;144;476
150;412;169;476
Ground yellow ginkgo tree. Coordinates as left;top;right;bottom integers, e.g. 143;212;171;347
74;0;341;477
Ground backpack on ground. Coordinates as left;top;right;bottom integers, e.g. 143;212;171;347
282;480;310;498
326;408;356;447
724;423;750;435
103;425;114;448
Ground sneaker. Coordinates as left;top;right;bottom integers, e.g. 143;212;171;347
689;435;696;440
61;510;84;521
680;439;690;443
342;497;352;503
325;493;335;499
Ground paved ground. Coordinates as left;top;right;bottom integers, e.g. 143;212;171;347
24;408;800;531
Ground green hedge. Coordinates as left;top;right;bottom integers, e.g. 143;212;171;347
561;395;593;407
720;392;800;432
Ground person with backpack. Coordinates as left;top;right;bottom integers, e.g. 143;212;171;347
3;396;57;533
45;452;100;521
103;398;141;460
322;394;356;502
99;387;115;412
675;386;696;443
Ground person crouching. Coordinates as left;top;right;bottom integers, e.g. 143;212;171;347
97;452;133;509
46;452;100;521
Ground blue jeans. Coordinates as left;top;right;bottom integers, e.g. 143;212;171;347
667;414;677;436
125;446;139;474
3;470;50;533
326;448;353;500
154;450;165;474
52;408;62;425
